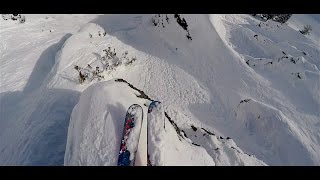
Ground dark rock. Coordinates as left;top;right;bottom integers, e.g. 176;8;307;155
191;125;197;131
201;128;215;136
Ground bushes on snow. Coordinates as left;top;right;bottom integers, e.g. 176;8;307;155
299;25;312;35
291;72;302;79
2;14;25;23
74;47;137;84
152;14;169;28
74;65;104;84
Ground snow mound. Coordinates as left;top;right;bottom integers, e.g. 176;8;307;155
0;15;98;165
147;102;215;166
65;78;265;166
1;14;319;166
234;99;316;165
64;79;213;166
209;14;319;165
164;108;266;166
78;23;106;38
64;79;149;165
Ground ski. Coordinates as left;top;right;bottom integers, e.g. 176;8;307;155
117;104;143;166
147;101;165;166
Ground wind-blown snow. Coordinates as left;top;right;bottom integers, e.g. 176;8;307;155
64;79;264;166
0;14;319;165
64;80;147;165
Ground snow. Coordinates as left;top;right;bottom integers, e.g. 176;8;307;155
0;14;319;165
64;80;147;166
65;80;261;166
0;15;98;165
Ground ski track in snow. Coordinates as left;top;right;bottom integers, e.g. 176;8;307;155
0;14;319;165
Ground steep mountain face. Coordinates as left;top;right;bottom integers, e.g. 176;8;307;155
0;14;319;165
64;78;266;166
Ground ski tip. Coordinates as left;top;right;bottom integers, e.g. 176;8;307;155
127;104;143;111
148;101;162;113
149;101;161;106
129;104;142;108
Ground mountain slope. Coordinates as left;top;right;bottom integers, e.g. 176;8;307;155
0;14;319;165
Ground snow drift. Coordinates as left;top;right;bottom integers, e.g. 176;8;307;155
64;79;148;165
64;79;265;166
0;14;319;165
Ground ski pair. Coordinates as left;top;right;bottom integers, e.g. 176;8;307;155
117;101;164;166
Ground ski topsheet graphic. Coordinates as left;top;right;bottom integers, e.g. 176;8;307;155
147;101;165;166
118;104;143;166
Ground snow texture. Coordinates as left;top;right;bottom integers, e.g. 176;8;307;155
64;80;148;165
147;101;166;166
0;14;319;165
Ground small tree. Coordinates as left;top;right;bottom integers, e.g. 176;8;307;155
300;25;312;35
74;65;88;84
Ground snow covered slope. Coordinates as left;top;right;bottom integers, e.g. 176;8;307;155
64;79;264;166
0;15;98;165
0;14;319;165
64;80;147;165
